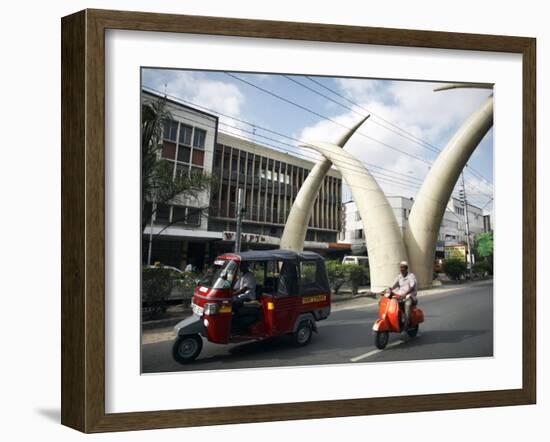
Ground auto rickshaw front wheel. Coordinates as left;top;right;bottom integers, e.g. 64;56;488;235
172;334;203;364
374;331;389;349
293;320;313;346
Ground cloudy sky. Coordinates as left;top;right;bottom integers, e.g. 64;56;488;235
142;68;494;214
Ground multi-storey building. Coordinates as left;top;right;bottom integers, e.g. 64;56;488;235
208;132;344;256
141;90;221;270
141;89;346;270
341;196;492;258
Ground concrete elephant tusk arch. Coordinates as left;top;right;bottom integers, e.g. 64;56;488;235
281;84;493;290
299;140;408;292
279;115;369;252
405;92;493;288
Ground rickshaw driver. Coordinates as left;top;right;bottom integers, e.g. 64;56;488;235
231;262;260;331
390;261;418;332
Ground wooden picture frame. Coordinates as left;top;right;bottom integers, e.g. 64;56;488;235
61;9;536;433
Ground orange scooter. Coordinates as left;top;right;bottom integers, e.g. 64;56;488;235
372;288;424;349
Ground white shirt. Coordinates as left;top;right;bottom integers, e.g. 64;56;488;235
235;271;257;301
392;272;417;299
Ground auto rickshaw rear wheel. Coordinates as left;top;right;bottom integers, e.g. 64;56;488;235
293;320;313;346
172;334;203;363
374;331;389;349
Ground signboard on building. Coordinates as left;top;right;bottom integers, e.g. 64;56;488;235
444;244;467;262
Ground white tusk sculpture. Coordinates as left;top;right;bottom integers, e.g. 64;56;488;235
300;141;407;291
404;95;494;288
279;116;369;251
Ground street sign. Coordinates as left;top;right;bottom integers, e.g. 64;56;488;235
444;244;467;262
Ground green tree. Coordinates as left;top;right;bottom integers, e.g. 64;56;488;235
141;97;216;232
475;232;494;259
474;231;493;276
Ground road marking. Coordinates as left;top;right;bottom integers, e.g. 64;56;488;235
350;333;422;362
350;340;405;362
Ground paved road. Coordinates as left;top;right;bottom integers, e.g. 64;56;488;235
141;280;493;373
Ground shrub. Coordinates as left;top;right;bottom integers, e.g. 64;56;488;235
175;271;203;306
346;264;367;295
142;267;174;319
472;260;492;277
326;261;370;295
442;259;467;281
326;261;347;295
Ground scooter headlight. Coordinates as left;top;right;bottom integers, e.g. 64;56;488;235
204;303;220;316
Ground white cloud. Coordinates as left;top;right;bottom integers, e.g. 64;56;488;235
142;69;247;137
296;80;493;201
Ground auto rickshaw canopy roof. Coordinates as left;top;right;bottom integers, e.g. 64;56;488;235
219;249;324;263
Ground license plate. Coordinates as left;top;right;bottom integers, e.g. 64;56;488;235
192;303;204;316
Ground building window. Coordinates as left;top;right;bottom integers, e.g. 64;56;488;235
191;166;203;177
163;120;178;142
177;145;191;163
176;163;188;178
179;124;193;146
403;208;409;220
155;204;171;223
162;141;176;160
193;128;206;149
172;206;201;226
186;207;201;225
355;211;361;221
172;206;187;224
162;160;175;176
192;149;205;166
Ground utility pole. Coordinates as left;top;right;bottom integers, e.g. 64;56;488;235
147;201;155;265
460;173;474;279
234;188;245;253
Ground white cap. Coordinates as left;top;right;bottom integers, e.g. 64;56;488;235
399;261;409;267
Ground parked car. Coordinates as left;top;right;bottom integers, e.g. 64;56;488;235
342;255;369;267
143;263;195;304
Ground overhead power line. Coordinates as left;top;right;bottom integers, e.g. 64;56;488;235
225;72;432;166
143;85;490;205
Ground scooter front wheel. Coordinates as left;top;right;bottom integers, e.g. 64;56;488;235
374;331;389;349
172;334;202;364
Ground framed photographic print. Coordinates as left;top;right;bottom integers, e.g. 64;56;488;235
61;9;536;433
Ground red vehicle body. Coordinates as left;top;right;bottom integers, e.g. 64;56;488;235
172;250;331;363
372;289;424;349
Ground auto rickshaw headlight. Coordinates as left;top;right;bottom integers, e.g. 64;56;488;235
204;303;220;315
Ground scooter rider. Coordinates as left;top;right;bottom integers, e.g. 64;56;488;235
391;261;418;331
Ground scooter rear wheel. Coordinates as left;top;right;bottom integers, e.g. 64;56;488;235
172;334;202;364
406;325;419;338
374;331;389;349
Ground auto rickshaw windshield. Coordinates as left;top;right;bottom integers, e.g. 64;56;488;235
199;259;237;289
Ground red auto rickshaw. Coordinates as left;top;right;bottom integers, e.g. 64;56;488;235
172;250;331;363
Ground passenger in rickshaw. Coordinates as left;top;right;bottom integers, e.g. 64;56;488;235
277;261;298;296
232;262;260;332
